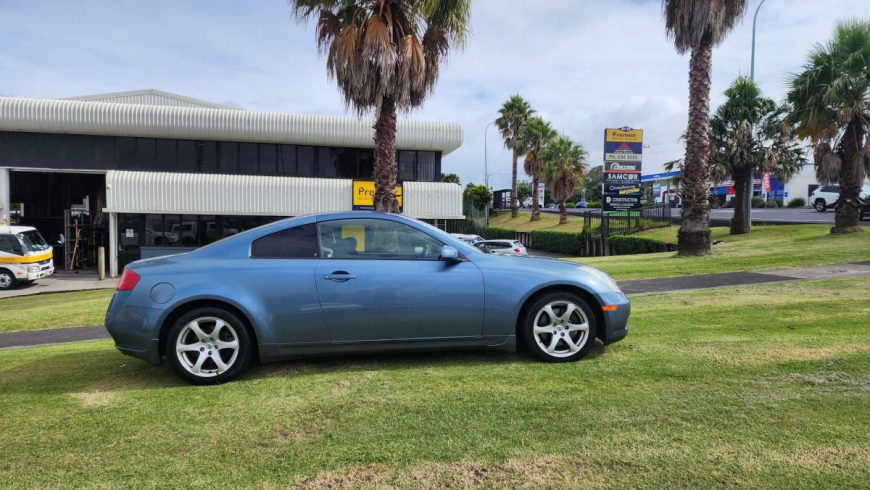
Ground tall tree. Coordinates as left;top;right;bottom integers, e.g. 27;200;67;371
711;76;804;234
517;117;556;221
787;20;870;233
541;135;587;225
663;0;747;255
440;173;461;185
291;0;470;212
495;95;535;218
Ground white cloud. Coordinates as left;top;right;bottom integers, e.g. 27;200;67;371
1;0;868;189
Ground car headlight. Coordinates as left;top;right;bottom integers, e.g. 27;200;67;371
27;264;40;273
578;265;622;293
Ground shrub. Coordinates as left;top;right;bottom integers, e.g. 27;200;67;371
529;230;587;255
764;200;779;208
751;196;766;208
787;197;806;208
775;198;784;207
565;202;575;208
724;199;736;208
483;227;515;240
608;235;669;255
586;201;601;209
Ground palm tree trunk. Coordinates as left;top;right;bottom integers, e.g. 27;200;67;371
373;96;399;213
530;176;540;221
730;167;751;235
559;201;568;224
832;118;863;233
511;150;519;218
678;41;713;255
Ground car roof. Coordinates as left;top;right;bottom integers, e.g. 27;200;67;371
481;239;518;243
0;225;37;234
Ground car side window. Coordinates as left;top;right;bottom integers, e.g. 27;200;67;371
0;235;23;255
318;219;444;260
251;223;319;259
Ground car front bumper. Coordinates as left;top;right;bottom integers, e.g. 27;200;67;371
598;291;630;345
26;265;54;281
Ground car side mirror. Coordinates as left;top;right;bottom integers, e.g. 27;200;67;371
440;245;461;261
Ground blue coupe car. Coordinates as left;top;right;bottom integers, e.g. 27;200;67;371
105;212;629;384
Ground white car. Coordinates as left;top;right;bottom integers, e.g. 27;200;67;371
809;184;870;212
450;233;485;246
475;239;528;256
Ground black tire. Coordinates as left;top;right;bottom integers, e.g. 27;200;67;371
167;307;253;385
521;291;597;363
814;199;827;212
0;269;17;290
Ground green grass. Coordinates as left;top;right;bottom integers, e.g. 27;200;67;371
0;276;867;487
490;209;583;232
576;225;870;281
0;289;113;333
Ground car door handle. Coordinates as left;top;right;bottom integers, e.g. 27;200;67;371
324;271;357;282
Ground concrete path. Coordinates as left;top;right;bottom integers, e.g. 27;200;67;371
0;271;118;299
2;261;869;350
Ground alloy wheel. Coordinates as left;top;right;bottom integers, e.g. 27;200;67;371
532;300;590;358
175;317;240;377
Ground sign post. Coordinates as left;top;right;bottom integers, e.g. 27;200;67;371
602;127;643;212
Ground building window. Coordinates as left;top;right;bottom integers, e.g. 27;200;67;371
177;140;196;170
398;151;415;181
258;144;278;175
251;223;319;259
417;151;437;182
334;148;357;179
136;138;157;169
297;146;315;177
318;147;336;177
278;144;296;176
199;141;218;173
219;142;239;173
239;143;258;175
359;149;374;179
156;139;177;171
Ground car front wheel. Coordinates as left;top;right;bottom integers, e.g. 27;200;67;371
814;199;827;212
522;292;597;362
0;270;16;290
168;307;253;385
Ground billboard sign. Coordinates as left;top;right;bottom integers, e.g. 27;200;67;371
536;182;545;207
352;180;403;211
603;127;643;211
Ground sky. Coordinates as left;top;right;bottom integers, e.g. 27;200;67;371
2;0;869;190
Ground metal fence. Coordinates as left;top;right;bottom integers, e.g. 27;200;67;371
582;203;672;237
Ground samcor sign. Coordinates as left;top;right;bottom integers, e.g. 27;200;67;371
352;180;403;211
603;127;643;212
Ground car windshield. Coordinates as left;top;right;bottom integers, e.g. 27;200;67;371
17;230;50;253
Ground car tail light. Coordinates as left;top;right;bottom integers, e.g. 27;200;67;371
514;247;521;253
117;268;141;291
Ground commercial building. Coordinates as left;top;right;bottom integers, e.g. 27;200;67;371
0;90;463;276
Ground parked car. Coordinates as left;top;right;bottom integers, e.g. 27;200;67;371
809;184;870;212
450;233;484;246
860;197;869;221
105;212;629;384
0;225;55;290
475;239;528;256
575;200;588;208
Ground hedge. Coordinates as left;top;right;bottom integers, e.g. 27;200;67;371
607;235;669;255
482;227;516;240
529;230;587;255
787;197;806;208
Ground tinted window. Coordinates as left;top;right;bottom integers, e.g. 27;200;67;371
136;138;157;168
417;151;437;181
297;146;315;176
178;140;196;169
219;142;239;173
358;150;374;179
318;147;336;177
259;144;277;175
334;148;357;178
318;219;443;260
398;151;415;181
278;145;296;176
251;223;319;259
239;143;258;175
199;141;218;173
0;235;23;255
156;139;177;170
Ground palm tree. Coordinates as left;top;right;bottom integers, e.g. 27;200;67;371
541;135;587;225
290;0;471;212
711;76;804;234
663;0;747;255
495;95;535;218
517;117;555;222
787;20;870;233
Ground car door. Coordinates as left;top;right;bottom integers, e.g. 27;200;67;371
315;218;485;342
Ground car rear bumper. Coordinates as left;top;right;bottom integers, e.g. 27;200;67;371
598;291;630;345
104;292;163;365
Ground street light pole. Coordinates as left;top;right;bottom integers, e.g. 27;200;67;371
484;121;495;189
746;0;767;224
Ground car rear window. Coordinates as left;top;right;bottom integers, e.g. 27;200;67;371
251;223;319;259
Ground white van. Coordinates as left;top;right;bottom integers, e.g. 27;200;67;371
0;225;55;290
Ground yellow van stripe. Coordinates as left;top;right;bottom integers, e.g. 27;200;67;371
0;251;53;264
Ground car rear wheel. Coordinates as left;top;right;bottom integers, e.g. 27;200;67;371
814;199;827;212
522;292;597;362
0;270;16;290
167;307;253;385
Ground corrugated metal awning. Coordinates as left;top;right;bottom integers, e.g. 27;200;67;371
0;96;463;154
104;171;464;219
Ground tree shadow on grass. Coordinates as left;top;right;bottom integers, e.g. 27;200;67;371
0;340;607;396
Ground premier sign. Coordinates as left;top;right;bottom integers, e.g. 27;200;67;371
602;127;643;211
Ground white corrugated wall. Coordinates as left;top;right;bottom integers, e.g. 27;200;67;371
0;97;463;154
105;171;463;219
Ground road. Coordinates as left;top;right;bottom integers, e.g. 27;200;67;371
541;207;869;226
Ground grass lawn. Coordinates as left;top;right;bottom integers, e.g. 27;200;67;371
490;209;583;232
0;289;113;333
577;225;870;281
0;276;867;487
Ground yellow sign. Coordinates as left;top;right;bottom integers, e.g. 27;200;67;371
605;128;644;143
352;180;403;211
341;225;366;252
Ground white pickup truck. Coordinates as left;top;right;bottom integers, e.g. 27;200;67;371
0;225;55;290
